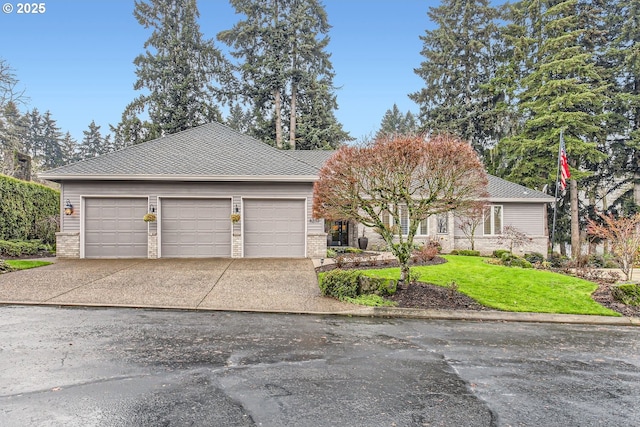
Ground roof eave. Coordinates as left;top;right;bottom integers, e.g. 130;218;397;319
487;197;554;203
37;174;319;183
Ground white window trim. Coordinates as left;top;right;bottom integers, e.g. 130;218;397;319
483;205;503;236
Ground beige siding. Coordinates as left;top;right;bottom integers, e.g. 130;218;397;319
60;180;320;235
503;203;546;235
455;202;547;237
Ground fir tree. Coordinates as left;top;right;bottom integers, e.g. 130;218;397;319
40;111;63;169
219;0;350;149
118;0;228;141
79;121;108;159
495;0;609;258
59;132;79;165
375;104;418;139
410;0;500;155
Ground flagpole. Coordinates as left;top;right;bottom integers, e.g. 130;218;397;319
550;129;564;254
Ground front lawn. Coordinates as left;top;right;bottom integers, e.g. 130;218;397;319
362;255;620;316
5;260;53;270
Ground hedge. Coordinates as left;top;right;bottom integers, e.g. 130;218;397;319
0;174;59;244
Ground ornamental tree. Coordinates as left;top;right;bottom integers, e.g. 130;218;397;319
313;134;488;284
587;213;640;281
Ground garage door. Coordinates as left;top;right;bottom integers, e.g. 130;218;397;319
84;198;148;258
160;198;231;257
244;199;305;258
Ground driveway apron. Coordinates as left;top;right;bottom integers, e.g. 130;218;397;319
0;258;354;313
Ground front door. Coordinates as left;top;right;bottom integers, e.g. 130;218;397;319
328;220;349;246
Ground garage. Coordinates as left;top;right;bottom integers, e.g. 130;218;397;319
160;198;231;258
243;199;306;258
84;198;148;258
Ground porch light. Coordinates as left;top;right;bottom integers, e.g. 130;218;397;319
234;204;239;214
64;199;74;215
149;203;156;213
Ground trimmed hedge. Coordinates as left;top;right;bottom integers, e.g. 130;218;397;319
0;175;59;244
319;269;363;300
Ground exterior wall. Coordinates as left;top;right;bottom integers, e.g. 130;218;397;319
56;232;80;258
359;212;455;252
59;180;319;258
453;202;549;255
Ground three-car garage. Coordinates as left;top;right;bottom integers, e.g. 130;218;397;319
81;196;308;259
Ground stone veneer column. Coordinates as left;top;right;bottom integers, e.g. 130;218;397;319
232;233;242;258
307;233;327;258
55;232;80;259
148;233;158;259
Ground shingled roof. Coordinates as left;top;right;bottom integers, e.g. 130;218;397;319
39;122;320;182
287;150;552;202
39;124;554;202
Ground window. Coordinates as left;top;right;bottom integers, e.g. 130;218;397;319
436;214;448;234
483;205;503;235
391;206;428;236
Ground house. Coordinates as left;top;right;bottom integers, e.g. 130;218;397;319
39;123;327;259
287;149;554;255
40;123;553;259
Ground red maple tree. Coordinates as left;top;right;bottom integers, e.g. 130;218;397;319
313;133;488;283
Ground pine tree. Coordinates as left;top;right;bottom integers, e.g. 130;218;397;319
219;0;350;149
117;0;228;141
410;0;500;155
225;103;254;134
375;104;418;139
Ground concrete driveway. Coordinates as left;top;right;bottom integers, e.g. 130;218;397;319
0;258;354;314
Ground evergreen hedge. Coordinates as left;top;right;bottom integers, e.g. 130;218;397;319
0;175;59;244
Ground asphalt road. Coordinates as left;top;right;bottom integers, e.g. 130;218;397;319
1;306;638;426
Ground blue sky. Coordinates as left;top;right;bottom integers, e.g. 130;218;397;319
0;0;437;143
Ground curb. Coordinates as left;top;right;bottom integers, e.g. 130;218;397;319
2;301;638;326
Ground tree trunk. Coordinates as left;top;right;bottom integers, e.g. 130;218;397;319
289;82;296;150
274;89;283;149
570;179;580;260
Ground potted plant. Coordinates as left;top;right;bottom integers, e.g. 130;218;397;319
358;228;368;250
143;213;157;222
231;213;241;223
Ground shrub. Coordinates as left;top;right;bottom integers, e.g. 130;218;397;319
458;249;480;256
611;283;640;306
524;252;545;264
326;249;337;258
500;252;532;268
412;245;439;263
408;268;422;283
493;249;511;258
450;249;459;255
0;239;48;257
319;269;362;300
358;275;398;296
0;259;15;273
548;252;568;268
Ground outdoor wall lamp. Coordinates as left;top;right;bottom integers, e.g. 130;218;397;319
64;199;74;215
149;203;156;213
234;204;239;214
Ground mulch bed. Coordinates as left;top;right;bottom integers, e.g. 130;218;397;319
591;282;640;318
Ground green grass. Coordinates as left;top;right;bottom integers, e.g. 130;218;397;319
5;260;52;270
361;255;620;316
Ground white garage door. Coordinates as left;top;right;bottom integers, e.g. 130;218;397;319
84;198;148;258
243;199;306;258
160;198;231;258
